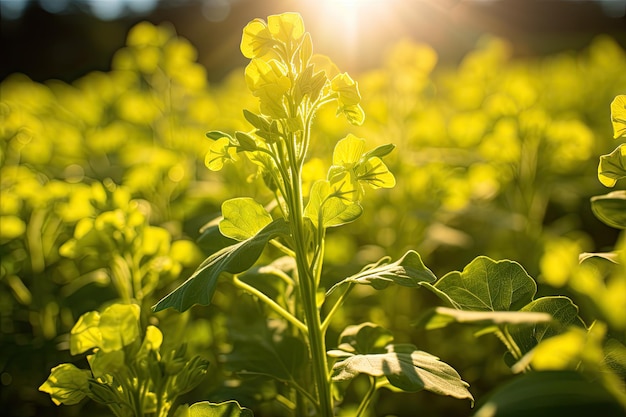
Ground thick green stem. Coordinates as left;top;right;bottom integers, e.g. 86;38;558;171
293;231;333;416
286;138;333;416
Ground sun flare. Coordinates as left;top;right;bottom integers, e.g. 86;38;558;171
290;0;409;69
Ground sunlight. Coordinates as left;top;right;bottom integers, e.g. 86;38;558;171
291;0;409;70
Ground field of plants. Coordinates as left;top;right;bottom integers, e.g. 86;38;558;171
1;10;625;417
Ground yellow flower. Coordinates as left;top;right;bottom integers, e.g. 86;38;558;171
331;73;365;125
328;134;395;200
241;18;274;59
331;73;361;107
245;59;291;117
267;12;305;49
240;13;305;60
205;137;238;171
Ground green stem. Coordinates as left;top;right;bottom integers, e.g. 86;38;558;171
495;326;524;364
355;377;377;417
322;283;354;333
286;134;333;416
233;275;307;334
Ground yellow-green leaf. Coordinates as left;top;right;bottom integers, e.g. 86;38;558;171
331;73;361;107
87;349;125;378
356;157;396;189
219;197;273;241
70;311;102;355
332;134;365;165
39;363;91;405
611;95;626;139
205;137;238;171
598;144;626;187
304;180;363;228
340;104;365;126
98;304;141;352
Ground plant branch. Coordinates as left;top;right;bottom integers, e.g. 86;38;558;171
233;275;308;334
322;282;354;334
355;376;378;417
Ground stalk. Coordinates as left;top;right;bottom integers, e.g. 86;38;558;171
286;141;333;416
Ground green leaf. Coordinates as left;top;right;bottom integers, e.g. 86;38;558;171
331;344;473;402
234;131;258;152
197;221;238;256
39;363;91;406
611;95;626;139
152;219;289;312
239;256;294;301
420;306;552;331
182;401;254;417
330;250;436;294
98;304;141;352
507;296;581;357
227;334;307;383
591;190;626;229
432;256;536;311
243;109;270;131
304;180;363;228
70;311;102;355
70;304;140;355
356;156;396;189
473;371;623;417
598;144;626;187
206;131;233;141
332;322;394;354
364;143;396;159
87;350;125;378
173;355;211;395
219;197;273;241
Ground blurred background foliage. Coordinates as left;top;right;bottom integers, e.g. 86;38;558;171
1;1;625;416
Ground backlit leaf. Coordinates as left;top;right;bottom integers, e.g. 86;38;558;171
219;197;273;241
432;256;536;311
356;157;395;189
340;104;365;126
598;144;626;187
234;131;258;152
304;180;363;228
87;350;125;378
507;296;581;356
591;190;626;229
70;311;102;355
420;306;552;331
611;95;626;139
205;131;232;141
331;344;473;402
205;137;238;171
185;400;254;417
39;363;91;406
330;250;436;293
152;219;289;312
332;322;394;355
364;143;396;159
332;134;365;165
98;303;141;352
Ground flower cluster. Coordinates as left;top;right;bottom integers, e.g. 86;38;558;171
205;12;394;231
